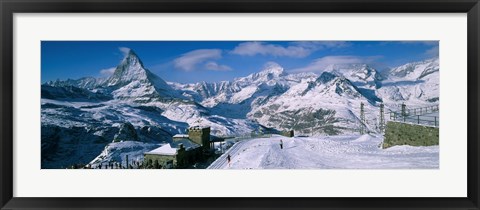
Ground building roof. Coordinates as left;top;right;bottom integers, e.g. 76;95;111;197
144;139;201;156
173;134;189;138
144;144;177;156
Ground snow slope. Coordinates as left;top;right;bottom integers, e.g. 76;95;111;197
208;135;438;169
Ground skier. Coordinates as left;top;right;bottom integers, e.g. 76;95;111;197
280;139;283;149
226;154;231;167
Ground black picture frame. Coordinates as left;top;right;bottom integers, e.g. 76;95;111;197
1;0;479;209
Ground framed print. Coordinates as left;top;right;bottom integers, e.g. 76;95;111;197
1;0;479;210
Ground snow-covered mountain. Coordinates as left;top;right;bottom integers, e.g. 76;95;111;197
389;58;439;80
46;76;104;89
377;58;439;105
172;62;308;106
41;49;439;168
41;50;259;168
248;71;375;135
103;50;180;101
324;63;384;88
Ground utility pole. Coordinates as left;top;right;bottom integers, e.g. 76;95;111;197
379;103;385;132
360;102;366;134
125;155;129;169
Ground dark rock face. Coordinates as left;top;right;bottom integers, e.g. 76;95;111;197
41;122;176;168
113;122;139;142
138;126;173;143
317;72;337;84
41;125;116;169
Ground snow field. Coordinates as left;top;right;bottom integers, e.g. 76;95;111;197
208;135;438;169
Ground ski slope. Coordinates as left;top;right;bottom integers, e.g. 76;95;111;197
208;135;438;169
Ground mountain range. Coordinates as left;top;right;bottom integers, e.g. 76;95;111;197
41;49;439;168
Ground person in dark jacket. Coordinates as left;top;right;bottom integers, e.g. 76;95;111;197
226;154;232;167
280;139;283;149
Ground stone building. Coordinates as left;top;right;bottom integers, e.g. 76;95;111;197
143;126;213;169
187;126;211;150
143;138;202;168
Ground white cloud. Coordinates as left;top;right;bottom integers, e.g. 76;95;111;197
119;47;131;56
231;42;309;57
204;61;232;71
231;41;348;58
291;41;350;49
99;67;116;77
174;49;222;71
399;41;438;46
424;46;439;57
290;55;382;73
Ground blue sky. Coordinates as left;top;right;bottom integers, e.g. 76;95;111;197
41;41;438;84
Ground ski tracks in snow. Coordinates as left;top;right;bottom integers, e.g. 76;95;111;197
207;135;438;169
207;139;250;169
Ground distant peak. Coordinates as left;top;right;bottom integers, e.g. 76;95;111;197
264;61;282;69
260;62;285;76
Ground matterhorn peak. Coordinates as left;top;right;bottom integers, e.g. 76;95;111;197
120;49;144;68
101;48;176;100
104;48;153;88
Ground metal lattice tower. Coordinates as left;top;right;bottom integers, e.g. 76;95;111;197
360;102;366;134
401;103;407;122
379;103;385;132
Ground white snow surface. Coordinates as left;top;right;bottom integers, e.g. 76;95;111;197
173;134;189;138
144;144;177;155
208;135;438;169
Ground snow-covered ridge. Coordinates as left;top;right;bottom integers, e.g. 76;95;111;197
388;57;439;81
41;52;439;168
43;51;439;131
43;52;439;135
